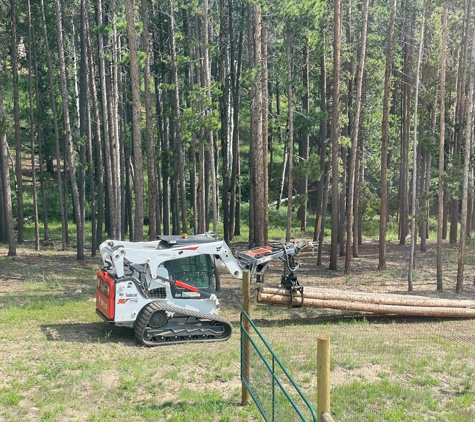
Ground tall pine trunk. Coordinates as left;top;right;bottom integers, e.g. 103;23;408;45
345;0;369;274
142;0;158;240
379;0;397;270
27;0;40;251
0;84;16;256
456;17;475;294
10;0;23;244
40;0;67;251
168;0;187;234
408;0;426;290
330;0;341;270
298;44;310;231
54;0;84;260
97;0;117;240
285;31;294;243
125;0;145;241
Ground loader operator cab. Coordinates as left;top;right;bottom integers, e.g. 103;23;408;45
163;254;215;298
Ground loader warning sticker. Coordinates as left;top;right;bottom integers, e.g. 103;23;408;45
96;277;110;297
117;298;138;305
182;292;200;298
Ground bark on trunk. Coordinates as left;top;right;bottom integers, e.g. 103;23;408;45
125;0;145;241
10;0;23;244
379;0;397;270
456;16;475;294
40;0;67;251
330;0;341;270
27;0;40;251
0;86;16;256
54;0;84;259
285;32;293;243
345;0;369;274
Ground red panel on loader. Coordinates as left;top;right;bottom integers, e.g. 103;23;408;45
96;271;115;320
242;246;273;258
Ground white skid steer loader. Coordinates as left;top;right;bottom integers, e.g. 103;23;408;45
96;233;306;346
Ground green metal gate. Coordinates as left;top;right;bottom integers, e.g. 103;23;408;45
240;311;317;422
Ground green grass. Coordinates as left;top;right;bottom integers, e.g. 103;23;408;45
2;213;475;421
1;275;474;422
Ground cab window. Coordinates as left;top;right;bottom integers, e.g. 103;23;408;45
165;255;213;290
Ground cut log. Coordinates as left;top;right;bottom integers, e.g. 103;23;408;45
258;286;475;309
257;291;475;318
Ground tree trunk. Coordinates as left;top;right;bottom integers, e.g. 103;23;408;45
379;0;397;270
125;0;145;241
97;0;117;240
258;286;475;309
10;0;23;244
450;1;472;244
219;0;230;242
154;9;170;235
345;0;369;275
261;17;269;240
248;0;267;247
110;1;122;240
298;44;310;231
40;0;67;251
408;0;426;291
456;18;475;294
315;38;327;249
0;84;16;256
54;0;84;260
257;287;475;317
141;0;158;240
27;0;40;251
285;31;294;243
168;0;187;234
353;133;362;257
276;81;284;211
73;18;87;255
203;0;217;233
79;0;91;254
399;3;414;245
31;9;49;241
80;0;95;253
229;1;244;240
85;2;104;252
330;0;341;271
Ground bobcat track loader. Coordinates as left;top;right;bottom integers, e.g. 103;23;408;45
96;233;306;346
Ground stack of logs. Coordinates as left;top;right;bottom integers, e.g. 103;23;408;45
256;286;475;318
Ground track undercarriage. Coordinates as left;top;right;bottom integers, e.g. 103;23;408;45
134;301;233;346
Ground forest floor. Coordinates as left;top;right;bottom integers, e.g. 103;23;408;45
221;238;475;309
2;237;475;298
0;238;474;421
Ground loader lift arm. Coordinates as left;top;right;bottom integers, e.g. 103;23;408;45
235;239;307;283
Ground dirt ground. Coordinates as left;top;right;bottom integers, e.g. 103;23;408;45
1;238;475;305
1;238;474;421
218;239;475;314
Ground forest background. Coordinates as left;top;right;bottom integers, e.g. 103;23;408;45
0;0;474;294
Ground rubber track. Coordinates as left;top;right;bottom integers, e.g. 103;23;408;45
135;301;233;346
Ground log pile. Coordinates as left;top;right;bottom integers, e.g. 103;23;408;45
256;286;475;318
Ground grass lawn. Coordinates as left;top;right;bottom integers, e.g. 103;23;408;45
1;237;474;421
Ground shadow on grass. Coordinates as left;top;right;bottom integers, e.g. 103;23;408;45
41;322;137;345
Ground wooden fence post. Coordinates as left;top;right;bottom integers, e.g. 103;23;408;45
317;334;330;420
241;270;251;405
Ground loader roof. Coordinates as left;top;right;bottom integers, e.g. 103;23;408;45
157;234;218;249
